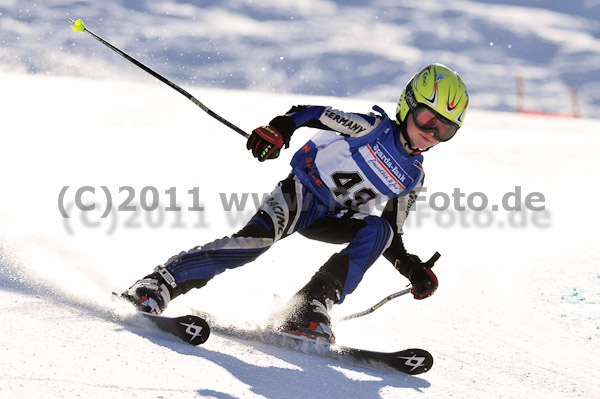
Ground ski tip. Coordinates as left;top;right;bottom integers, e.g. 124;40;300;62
71;19;86;32
175;315;211;345
396;348;434;375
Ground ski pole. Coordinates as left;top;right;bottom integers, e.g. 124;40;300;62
69;19;249;139
337;252;441;322
337;287;412;322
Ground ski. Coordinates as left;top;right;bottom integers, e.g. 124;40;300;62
114;292;431;374
193;311;433;375
112;292;211;345
334;345;432;376
138;312;211;346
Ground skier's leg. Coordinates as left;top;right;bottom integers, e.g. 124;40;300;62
121;173;322;314
120;210;278;314
162;213;276;296
162;173;312;293
299;214;394;302
280;214;393;341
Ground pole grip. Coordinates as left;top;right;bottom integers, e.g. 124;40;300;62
424;251;441;269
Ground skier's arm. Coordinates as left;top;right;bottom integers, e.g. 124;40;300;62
383;238;438;300
247;105;380;161
274;105;381;139
382;175;438;300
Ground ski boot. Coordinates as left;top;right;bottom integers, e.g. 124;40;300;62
121;266;177;315
279;274;342;344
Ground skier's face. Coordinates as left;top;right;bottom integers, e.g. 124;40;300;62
406;111;440;150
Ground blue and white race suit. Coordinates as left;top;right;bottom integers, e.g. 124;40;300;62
165;105;425;302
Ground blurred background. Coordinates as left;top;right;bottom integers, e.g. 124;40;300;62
2;0;599;118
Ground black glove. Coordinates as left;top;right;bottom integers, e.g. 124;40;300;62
395;253;439;300
247;125;286;162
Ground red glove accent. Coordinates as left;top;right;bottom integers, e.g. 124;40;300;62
410;267;438;299
247;125;284;162
395;252;440;300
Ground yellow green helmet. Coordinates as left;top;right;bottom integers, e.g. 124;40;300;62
396;63;469;130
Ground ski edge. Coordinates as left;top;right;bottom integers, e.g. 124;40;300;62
191;309;433;375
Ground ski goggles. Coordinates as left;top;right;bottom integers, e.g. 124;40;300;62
404;84;459;142
411;106;459;142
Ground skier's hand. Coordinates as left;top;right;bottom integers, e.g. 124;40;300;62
397;254;439;300
247;125;285;162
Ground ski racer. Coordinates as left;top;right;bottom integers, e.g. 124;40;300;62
122;63;469;343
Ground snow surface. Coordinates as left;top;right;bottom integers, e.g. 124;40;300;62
0;71;599;398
